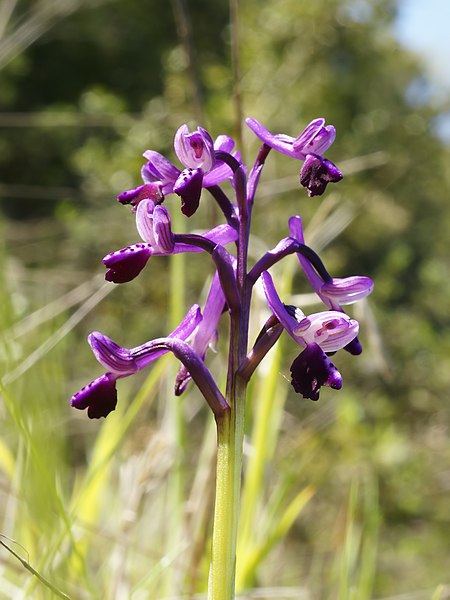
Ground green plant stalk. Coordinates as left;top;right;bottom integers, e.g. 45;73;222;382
209;158;250;598
209;373;247;600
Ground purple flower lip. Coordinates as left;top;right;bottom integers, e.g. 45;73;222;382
290;343;342;401
300;154;343;197
103;244;152;283
71;372;118;419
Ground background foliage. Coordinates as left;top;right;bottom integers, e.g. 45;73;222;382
0;0;449;598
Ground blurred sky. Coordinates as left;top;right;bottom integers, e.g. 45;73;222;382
395;0;450;90
395;0;450;141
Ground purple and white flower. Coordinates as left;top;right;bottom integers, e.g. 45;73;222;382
245;117;343;196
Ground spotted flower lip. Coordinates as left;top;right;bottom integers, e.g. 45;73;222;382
290;343;342;401
71;372;118;419
245;117;336;160
261;271;359;352
103;244;152;284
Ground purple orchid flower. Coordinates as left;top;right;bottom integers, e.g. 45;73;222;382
103;199;238;284
136;126;241;217
71;304;204;418
261;270;359;400
288;215;373;354
245;117;343;196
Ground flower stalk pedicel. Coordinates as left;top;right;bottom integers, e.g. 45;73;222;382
71;117;373;599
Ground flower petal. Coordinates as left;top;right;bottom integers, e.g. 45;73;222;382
300;154;343;197
103;244;152;283
296;311;359;352
174;124;215;171
142;151;180;194
88;332;136;374
320;276;374;305
292;118;336;155
173;168;203;216
290;343;342;401
71;372;118;419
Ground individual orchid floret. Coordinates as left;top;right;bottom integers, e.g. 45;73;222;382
246;117;342;196
246;117;336;159
71;305;202;419
174;125;215;172
139;127;240;217
262;271;359;400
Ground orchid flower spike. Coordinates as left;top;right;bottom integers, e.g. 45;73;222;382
246;117;343;196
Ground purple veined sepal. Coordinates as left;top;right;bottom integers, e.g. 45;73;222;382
142;150;181;195
174;124;215;172
290;343;342;401
300;154;343;197
71;305;203;419
245;117;336;160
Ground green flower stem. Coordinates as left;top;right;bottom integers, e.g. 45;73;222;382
209;374;247;600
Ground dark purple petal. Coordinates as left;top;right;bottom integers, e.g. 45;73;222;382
173;168;203;216
71;372;118;419
290;343;342;401
300;154;343;197
103;244;151;283
344;336;363;355
117;183;163;209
